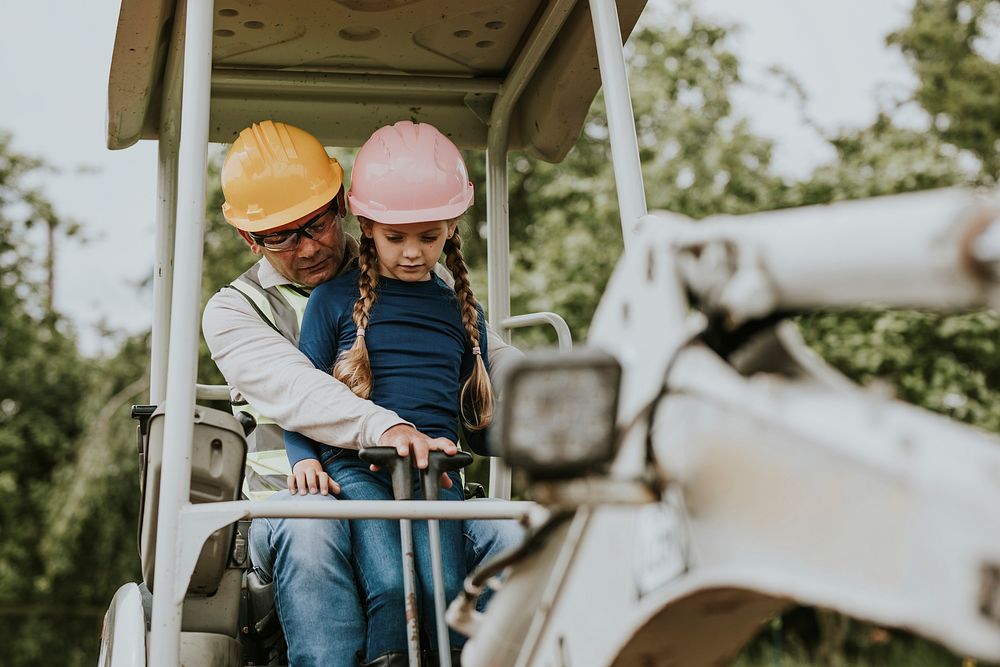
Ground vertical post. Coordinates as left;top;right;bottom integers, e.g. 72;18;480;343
589;0;647;251
150;8;186;404
147;0;214;664
481;0;577;499
486;129;513;500
151;144;178;404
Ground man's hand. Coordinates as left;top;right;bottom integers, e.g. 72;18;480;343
376;424;458;489
289;458;341;496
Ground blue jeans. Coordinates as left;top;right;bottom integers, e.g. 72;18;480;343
248;491;363;667
331;456;466;660
249;489;524;666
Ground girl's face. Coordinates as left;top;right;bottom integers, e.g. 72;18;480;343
362;219;457;281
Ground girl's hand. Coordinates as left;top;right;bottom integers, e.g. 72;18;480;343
289;458;341;496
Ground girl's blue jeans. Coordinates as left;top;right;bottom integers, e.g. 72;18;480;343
248;473;523;666
330;454;468;661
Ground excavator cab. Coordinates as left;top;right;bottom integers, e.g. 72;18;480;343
101;1;648;665
99;1;1000;666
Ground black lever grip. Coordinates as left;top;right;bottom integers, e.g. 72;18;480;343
235;411;257;437
358;446;407;469
422;451;473;501
426;451;473;475
130;404;157;436
359;447;414;500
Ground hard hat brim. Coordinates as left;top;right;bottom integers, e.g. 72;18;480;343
348;188;473;225
225;187;341;233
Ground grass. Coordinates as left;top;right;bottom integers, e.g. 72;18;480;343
731;610;995;667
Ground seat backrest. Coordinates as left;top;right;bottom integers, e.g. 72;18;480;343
139;403;247;595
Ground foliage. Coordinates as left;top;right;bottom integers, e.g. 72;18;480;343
733;613;963;667
462;5;789;347
786;113;969;204
781;32;1000;439
0;133;145;666
889;0;1000;180
198;150;250;387
798;308;1000;431
15;331;146;667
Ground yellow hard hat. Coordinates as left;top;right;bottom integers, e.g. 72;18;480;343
221;120;344;233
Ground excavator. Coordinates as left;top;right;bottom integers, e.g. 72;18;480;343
98;1;1000;665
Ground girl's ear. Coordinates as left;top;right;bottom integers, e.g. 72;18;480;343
446;221;459;239
239;230;263;255
359;218;374;239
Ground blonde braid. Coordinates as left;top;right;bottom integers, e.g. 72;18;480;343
332;234;379;398
445;230;494;429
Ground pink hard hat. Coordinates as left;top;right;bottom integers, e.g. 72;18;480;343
348;121;474;224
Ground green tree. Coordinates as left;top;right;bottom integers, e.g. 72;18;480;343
788;117;1000;435
0;133;126;666
462;4;789;346
889;0;1000;180
0;133;149;667
787;113;969;204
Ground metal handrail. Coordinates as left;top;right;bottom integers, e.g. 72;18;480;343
191;498;537;522
502;312;573;351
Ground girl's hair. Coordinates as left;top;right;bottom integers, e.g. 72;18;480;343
443;228;494;430
332;219;495;431
331;231;379;399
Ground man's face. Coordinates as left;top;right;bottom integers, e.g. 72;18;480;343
240;194;347;287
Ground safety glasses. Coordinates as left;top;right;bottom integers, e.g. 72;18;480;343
249;200;340;251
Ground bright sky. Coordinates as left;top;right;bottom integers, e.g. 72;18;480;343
0;0;915;354
695;0;917;175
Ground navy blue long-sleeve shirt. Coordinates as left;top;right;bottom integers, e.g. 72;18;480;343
285;269;489;467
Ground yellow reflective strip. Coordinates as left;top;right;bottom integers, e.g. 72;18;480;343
231;402;277;425
276;286;309;324
231;277;277;325
243;480;282;502
246;451;292;477
229;279;287;426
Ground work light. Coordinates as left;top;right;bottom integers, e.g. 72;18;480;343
493;349;622;478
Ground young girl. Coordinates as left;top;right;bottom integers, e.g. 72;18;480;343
284;120;493;666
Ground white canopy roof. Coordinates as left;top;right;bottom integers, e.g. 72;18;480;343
107;0;648;161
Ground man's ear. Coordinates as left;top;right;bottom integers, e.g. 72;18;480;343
238;230;263;255
337;189;347;218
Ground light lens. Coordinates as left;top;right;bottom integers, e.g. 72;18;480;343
496;349;621;477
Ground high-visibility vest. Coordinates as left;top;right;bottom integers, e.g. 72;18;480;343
223;261;311;501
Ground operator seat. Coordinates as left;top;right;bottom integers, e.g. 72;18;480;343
134;402;248;636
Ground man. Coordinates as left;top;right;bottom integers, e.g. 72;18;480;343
202;120;521;666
